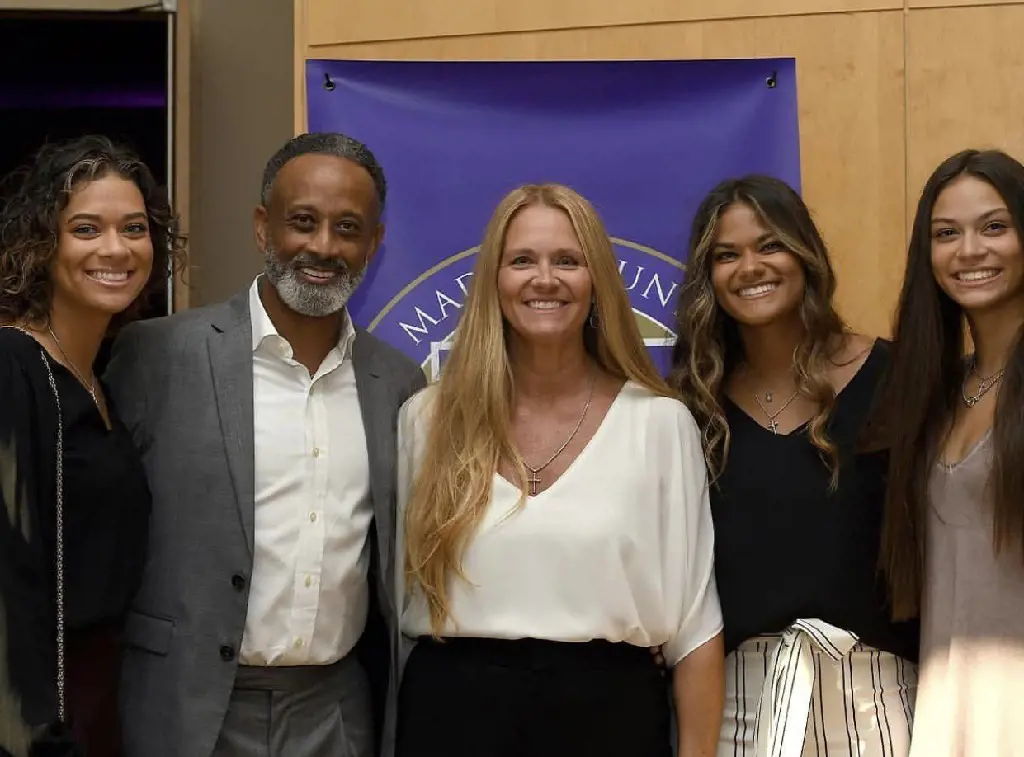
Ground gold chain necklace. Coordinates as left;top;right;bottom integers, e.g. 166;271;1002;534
753;389;799;434
744;363;800;434
523;370;597;496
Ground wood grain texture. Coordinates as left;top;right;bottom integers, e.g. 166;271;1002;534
304;0;901;47
906;5;1024;220
302;12;906;337
294;0;309;135
909;0;1024;8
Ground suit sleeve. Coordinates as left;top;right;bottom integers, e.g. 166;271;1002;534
0;349;81;757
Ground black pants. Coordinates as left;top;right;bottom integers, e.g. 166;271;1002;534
396;637;672;757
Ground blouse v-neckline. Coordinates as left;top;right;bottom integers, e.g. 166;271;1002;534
725;340;882;440
495;381;630;499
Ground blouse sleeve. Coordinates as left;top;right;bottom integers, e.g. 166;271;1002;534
0;343;81;756
659;402;724;667
394;389;427;631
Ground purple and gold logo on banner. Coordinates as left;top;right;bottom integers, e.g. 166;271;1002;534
366;239;684;380
304;58;801;375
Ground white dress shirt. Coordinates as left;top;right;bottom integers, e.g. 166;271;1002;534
397;381;723;665
239;278;374;666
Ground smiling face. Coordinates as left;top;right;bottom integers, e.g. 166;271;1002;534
50;174;154;319
930;174;1024;318
255;152;383;318
497;203;592;348
708;202;806;328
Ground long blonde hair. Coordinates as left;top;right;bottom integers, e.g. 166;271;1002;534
404;183;675;635
669;175;847;484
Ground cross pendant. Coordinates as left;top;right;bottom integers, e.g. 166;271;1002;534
527;470;541;496
768;419;779;434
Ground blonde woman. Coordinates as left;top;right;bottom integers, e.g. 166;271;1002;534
394;184;724;757
669;175;918;756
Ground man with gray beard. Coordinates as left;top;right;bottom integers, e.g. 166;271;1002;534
104;133;426;757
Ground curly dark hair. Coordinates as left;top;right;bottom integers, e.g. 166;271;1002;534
0;134;187;328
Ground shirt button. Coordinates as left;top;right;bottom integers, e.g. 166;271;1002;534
231;574;246;591
294;638;304;649
312;447;321;458
219;645;235;661
309;512;317;522
304;576;312;588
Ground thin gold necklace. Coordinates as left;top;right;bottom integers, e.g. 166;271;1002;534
47;324;99;405
523;369;597;496
752;389;799;434
744;363;800;434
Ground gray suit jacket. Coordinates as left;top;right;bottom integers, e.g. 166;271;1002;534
105;288;426;757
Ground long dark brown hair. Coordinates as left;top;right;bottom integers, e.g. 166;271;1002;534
865;149;1024;620
668;175;846;482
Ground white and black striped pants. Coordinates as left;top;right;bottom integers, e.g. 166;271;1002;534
719;619;918;757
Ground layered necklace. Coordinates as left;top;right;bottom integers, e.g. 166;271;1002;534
752;386;799;434
961;358;1004;408
523;369;597;496
743;363;799;434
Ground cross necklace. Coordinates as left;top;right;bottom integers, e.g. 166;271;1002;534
752;387;799;434
524;371;597;496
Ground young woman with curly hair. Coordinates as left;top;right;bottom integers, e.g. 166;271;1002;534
669;175;918;756
0;134;185;757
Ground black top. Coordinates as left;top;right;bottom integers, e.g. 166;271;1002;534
0;328;150;755
710;339;918;662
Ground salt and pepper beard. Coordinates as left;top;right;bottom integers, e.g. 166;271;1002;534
262;242;365;317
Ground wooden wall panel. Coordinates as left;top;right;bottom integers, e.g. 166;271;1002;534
304;0;901;47
302;12;906;337
909;0;1024;7
906;5;1024;216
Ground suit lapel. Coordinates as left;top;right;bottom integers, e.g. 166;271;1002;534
353;333;396;580
207;291;256;556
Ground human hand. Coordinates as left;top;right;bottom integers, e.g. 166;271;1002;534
650;645;667;673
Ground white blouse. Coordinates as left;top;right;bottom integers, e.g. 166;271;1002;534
395;380;723;666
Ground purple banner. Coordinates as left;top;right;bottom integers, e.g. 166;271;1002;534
0;91;166;109
305;59;800;379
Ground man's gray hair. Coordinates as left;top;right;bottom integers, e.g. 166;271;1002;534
259;132;387;214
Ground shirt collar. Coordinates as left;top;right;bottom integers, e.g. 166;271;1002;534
248;277;356;360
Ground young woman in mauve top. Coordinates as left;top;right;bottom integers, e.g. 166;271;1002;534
865;149;1024;756
0;135;185;757
668;175;919;757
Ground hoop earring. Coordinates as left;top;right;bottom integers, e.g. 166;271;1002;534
588;309;599;329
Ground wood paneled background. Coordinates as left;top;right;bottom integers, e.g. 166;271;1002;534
293;0;1024;337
